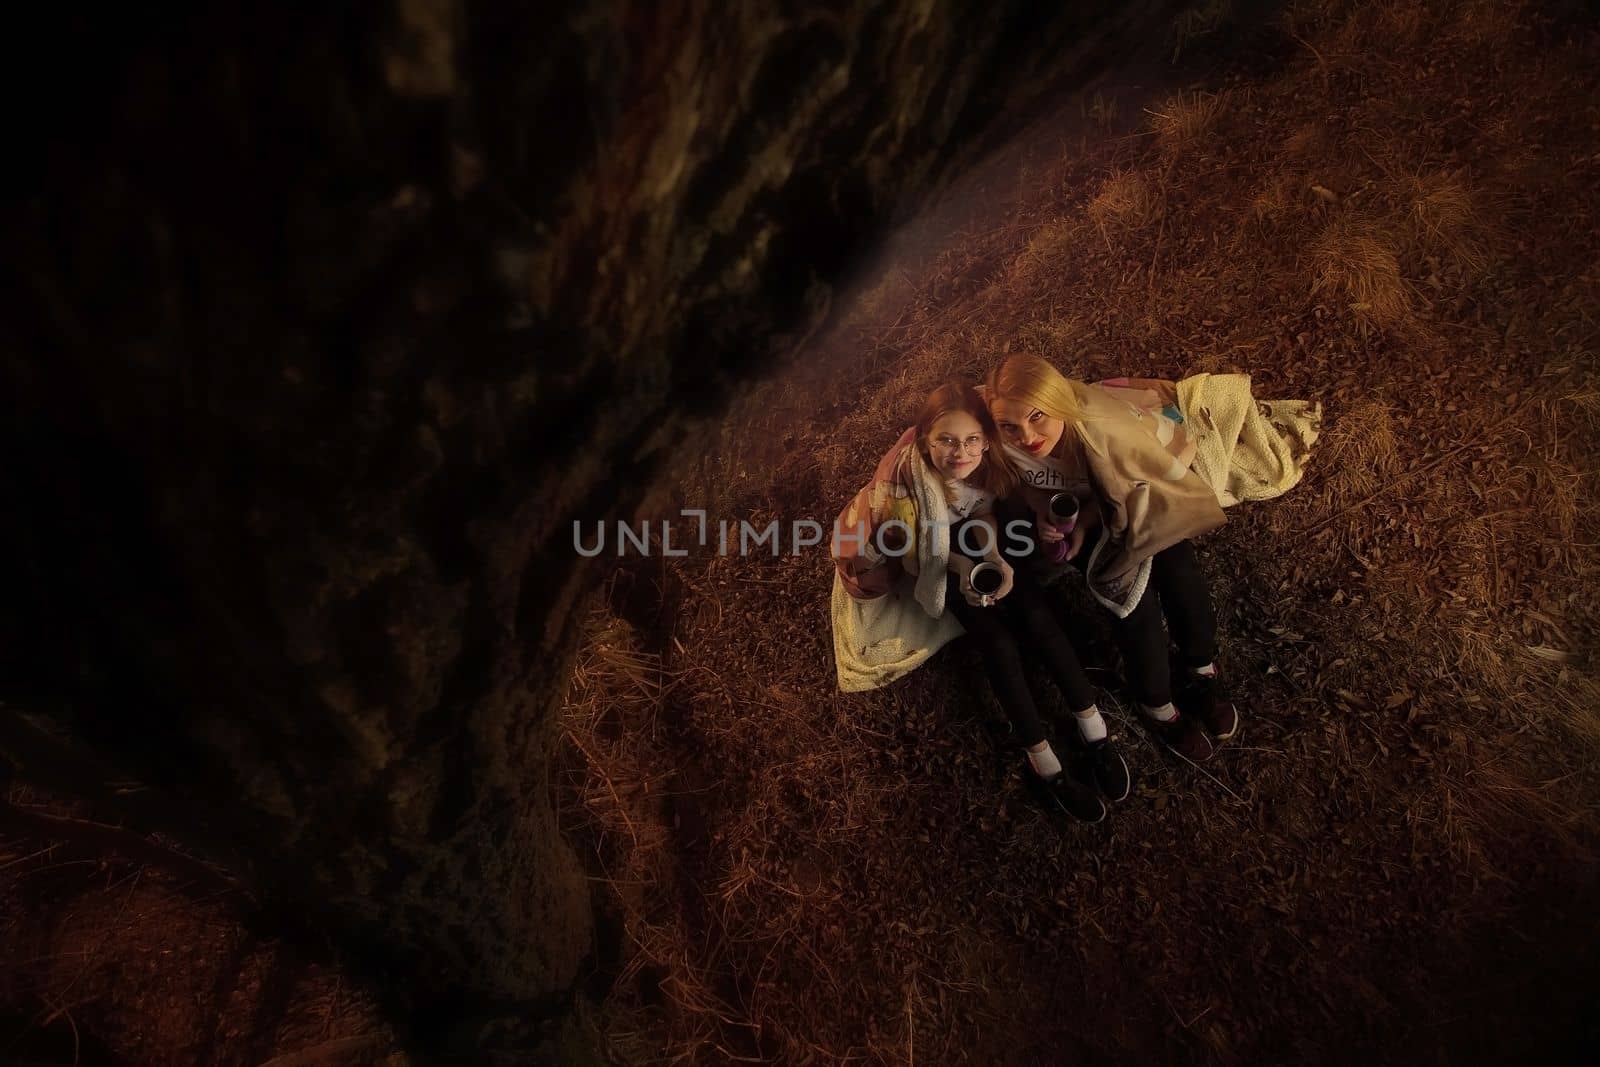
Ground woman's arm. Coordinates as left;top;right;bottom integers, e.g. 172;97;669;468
1059;494;1101;561
1021;484;1066;544
1079;418;1224;566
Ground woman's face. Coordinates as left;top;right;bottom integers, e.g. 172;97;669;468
924;410;988;480
989;395;1064;458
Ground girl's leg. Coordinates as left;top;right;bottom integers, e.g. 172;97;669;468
944;572;1049;751
1151;540;1218;670
1003;580;1098;712
1003;578;1132;801
945;573;1107;821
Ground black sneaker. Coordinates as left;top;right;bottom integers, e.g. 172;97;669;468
1177;670;1240;742
982;718;1022;750
1026;768;1107;824
1083;738;1131;802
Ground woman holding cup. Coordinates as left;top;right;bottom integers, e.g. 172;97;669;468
1039;492;1081;565
985;355;1240;763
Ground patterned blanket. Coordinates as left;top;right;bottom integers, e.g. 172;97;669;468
830;427;965;691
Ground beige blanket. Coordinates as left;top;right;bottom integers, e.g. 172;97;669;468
831;372;1319;687
831;571;964;693
1005;372;1319;617
1178;372;1321;506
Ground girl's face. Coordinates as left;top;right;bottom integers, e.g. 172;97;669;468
925;410;988;480
989;395;1064;458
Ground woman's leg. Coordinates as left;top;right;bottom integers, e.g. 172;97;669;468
1061;535;1215;760
1060;530;1171;707
1109;583;1172;708
1106;584;1213;760
1151;540;1238;739
1151;540;1218;670
1095;540;1216;702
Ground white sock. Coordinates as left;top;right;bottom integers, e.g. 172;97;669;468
1074;706;1108;743
1026;741;1063;779
1141;702;1179;722
1192;662;1217;677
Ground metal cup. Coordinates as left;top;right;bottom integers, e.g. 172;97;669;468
969;561;1003;606
1043;492;1080;564
1048;492;1080;530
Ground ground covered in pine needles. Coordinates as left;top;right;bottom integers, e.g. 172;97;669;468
0;776;404;1066
559;2;1600;1063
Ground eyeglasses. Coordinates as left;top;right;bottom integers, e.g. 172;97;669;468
931;433;986;455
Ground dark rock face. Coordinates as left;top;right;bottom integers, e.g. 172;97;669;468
1;0;1180;1033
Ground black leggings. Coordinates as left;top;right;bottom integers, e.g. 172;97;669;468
1097;540;1218;708
944;569;1098;748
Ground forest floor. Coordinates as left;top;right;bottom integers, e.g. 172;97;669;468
0;775;405;1066
560;1;1600;1064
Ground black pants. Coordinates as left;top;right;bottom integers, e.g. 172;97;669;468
1094;540;1218;708
944;569;1098;748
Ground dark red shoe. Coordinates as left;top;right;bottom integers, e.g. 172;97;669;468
1143;710;1214;762
1178;671;1240;742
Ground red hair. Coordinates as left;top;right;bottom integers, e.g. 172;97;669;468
914;380;1020;500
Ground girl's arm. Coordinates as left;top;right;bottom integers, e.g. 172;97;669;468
973;513;1016;603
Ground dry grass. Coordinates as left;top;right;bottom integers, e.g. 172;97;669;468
1328;0;1435;52
1317;399;1399;499
1449;0;1524;47
1308;217;1418;333
1146;90;1224;154
836;270;918;334
1280;0;1354;38
562;1;1600;1061
1018;313;1090;360
0;793;405;1065
1166;0;1234;62
1284;123;1327;159
1088;168;1157;246
1080;89;1121;131
1402;169;1492;277
1374;1;1431;43
1010;217;1089;288
1250;171;1301;225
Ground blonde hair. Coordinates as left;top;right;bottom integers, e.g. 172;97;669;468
914;380;1021;501
984;354;1091;428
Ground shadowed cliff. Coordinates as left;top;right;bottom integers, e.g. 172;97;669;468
0;0;1190;1055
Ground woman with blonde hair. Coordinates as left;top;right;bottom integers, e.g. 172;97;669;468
985;355;1239;763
